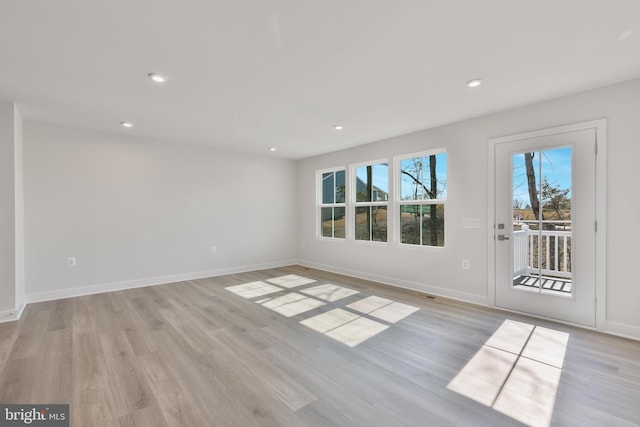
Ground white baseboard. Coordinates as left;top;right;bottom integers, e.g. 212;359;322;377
0;302;26;323
301;260;640;342
299;259;489;306
605;321;640;341
26;259;298;304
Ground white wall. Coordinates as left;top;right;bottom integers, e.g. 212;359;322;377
0;102;16;314
24;122;298;301
297;78;640;338
0;102;24;319
13;106;25;312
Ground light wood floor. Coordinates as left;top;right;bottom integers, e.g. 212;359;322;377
1;265;639;426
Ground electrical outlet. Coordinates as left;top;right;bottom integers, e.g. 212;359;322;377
462;259;470;270
301;241;306;248
67;257;77;267
210;246;217;255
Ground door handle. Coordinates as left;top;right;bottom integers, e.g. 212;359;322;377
497;235;510;241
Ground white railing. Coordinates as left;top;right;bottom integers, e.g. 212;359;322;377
513;224;572;279
513;228;530;276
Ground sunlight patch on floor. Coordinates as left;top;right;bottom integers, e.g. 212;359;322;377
447;319;569;427
348;296;419;323
347;295;393;313
300;308;389;347
368;301;420;323
521;327;569;369
325;317;389;347
300;284;359;301
260;292;307;308
258;292;326;317
301;297;419;347
266;274;317;288
227;277;420;348
485;318;534;354
300;308;359;333
448;346;518;406
225;281;283;298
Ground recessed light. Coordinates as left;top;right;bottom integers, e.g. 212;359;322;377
333;125;344;130
120;121;134;128
269;147;277;152
148;73;167;83
466;78;483;88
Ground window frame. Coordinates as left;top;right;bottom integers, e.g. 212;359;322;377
394;149;447;248
350;159;390;244
317;166;347;240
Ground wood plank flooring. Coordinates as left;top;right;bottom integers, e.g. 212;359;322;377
1;265;639;426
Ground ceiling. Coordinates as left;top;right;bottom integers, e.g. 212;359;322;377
1;1;639;159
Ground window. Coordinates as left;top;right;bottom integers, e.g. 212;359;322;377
319;169;346;238
353;162;388;242
398;151;447;246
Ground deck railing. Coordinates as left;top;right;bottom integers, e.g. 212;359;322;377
513;224;572;279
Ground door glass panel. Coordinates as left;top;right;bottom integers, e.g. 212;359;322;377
512;147;572;296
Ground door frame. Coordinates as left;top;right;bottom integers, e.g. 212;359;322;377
487;119;607;331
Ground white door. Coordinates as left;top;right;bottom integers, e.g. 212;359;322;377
493;127;597;326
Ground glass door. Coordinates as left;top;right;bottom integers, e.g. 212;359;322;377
494;128;596;326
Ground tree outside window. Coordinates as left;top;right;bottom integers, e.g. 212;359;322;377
354;162;388;242
398;151;447;247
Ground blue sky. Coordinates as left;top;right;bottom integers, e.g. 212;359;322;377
512;146;572;206
356;163;389;193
